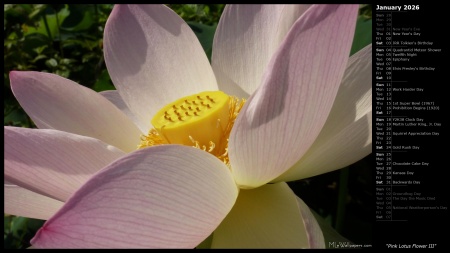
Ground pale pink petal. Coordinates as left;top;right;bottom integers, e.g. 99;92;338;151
295;196;325;248
211;182;324;248
99;90;147;133
274;45;372;182
5;126;125;202
5;184;64;220
212;4;311;98
31;145;238;248
9;71;142;153
229;5;359;188
104;4;217;131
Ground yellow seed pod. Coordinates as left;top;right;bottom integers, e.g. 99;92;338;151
151;91;230;147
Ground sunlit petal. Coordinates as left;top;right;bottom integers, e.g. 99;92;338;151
229;5;359;188
5;126;125;202
212;4;311;98
295;196;325;248
274;45;372;181
104;4;217;132
9;71;141;153
211;182;324;248
5;184;64;220
100;90;146;133
31;145;238;248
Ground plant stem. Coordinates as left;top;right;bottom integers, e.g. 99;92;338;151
335;167;349;233
53;5;64;57
42;12;52;41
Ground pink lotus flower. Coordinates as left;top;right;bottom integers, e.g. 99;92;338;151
4;4;372;248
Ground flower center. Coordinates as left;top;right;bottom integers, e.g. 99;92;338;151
138;91;245;166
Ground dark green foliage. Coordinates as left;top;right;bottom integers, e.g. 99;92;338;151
4;215;44;249
4;4;115;128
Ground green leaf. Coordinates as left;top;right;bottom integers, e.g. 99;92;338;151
60;5;95;32
11;217;28;237
23;5;70;39
28;4;48;20
93;69;115;92
45;58;58;68
26;218;45;232
187;21;217;62
350;15;372;56
55;69;70;78
4;215;12;233
23;33;50;55
4;108;30;127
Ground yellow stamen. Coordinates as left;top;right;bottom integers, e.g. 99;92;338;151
138;90;245;166
137;129;167;149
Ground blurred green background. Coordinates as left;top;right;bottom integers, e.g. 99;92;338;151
4;4;373;248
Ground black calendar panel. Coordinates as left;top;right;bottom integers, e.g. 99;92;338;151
373;4;448;248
